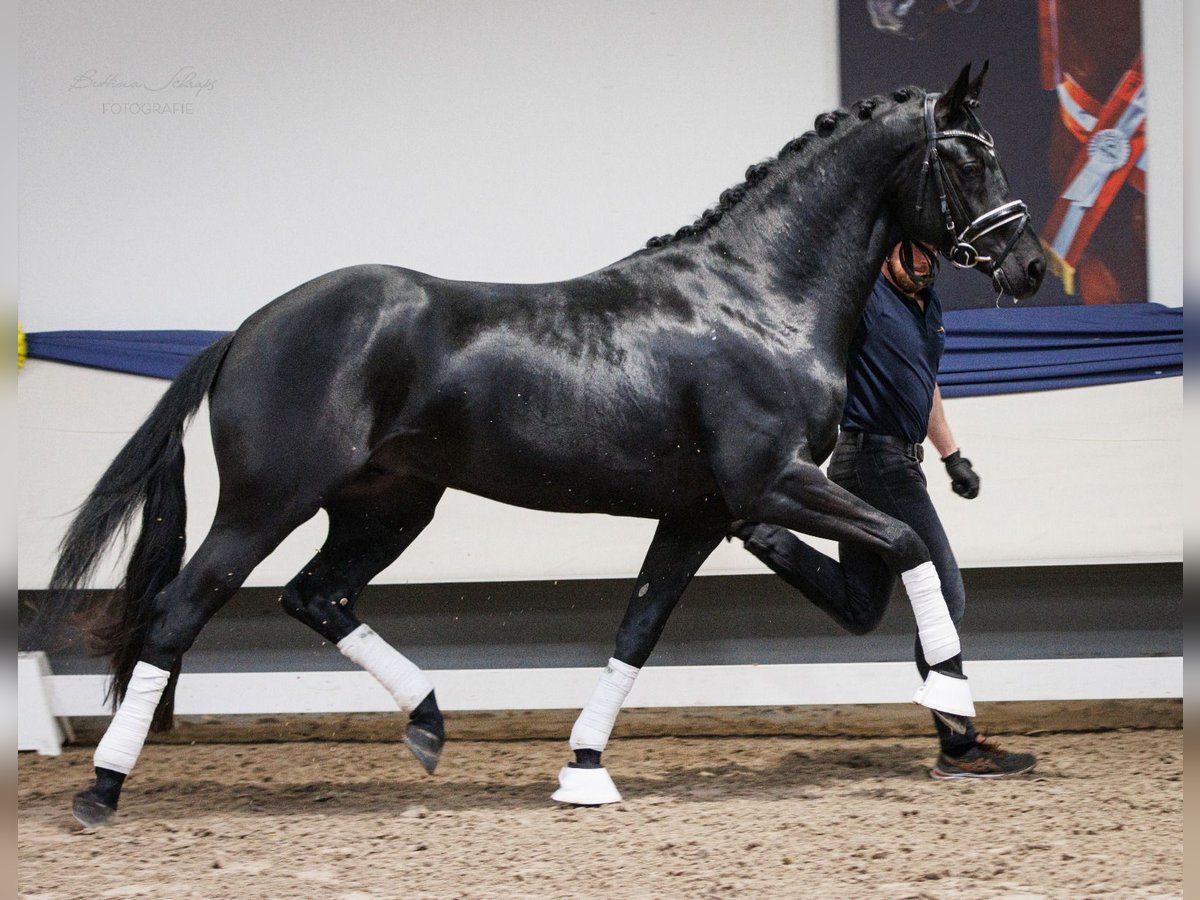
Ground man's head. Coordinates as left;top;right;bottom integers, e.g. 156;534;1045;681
884;240;938;295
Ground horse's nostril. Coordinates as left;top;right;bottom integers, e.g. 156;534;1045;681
1028;258;1045;284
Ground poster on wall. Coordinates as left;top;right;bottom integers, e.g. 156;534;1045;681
839;0;1147;310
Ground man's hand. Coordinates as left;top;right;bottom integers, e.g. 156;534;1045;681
942;450;980;499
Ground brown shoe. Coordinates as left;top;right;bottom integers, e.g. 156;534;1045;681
931;739;1037;780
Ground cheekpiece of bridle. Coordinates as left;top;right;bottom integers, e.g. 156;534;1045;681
916;92;1030;280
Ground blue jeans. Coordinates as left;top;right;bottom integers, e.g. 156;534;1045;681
742;435;976;753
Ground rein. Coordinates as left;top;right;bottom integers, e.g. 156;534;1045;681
916;92;1030;285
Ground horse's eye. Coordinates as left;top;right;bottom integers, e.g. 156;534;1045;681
961;162;983;179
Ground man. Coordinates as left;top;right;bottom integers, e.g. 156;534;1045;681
737;240;1036;779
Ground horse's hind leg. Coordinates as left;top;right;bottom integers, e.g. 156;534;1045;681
73;507;313;827
279;479;447;773
552;519;724;805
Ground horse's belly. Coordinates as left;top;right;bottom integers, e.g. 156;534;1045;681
376;419;723;519
458;456;722;518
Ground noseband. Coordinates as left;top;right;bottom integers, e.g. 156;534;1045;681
917;93;1030;277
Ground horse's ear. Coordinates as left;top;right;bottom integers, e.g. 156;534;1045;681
935;63;973;124
967;60;989;106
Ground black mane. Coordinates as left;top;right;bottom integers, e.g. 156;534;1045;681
645;87;923;249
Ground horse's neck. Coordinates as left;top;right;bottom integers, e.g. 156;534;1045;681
712;125;906;340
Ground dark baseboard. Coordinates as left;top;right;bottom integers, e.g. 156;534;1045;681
20;562;1182;674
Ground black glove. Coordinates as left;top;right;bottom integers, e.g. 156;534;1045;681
942;450;980;499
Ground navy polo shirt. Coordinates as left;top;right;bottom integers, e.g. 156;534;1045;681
840;274;946;444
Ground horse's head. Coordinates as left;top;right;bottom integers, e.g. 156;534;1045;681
896;63;1046;299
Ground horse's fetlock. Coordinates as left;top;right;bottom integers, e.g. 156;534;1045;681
409;690;444;740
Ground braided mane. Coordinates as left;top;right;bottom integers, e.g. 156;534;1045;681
644;87;922;249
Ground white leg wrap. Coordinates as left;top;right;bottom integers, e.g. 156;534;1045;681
569;658;639;752
94;661;171;775
337;624;434;713
902;561;961;666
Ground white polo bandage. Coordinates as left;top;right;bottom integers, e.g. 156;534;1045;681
94;661;171;775
338;624;433;712
902;561;961;666
569;658;639;752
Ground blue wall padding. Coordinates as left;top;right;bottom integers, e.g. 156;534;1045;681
25;330;229;380
937;303;1182;397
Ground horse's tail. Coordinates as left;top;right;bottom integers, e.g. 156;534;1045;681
48;334;234;731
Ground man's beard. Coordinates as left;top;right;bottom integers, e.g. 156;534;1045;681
890;242;937;293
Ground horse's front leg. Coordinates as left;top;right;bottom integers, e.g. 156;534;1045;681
551;519;724;805
743;461;976;729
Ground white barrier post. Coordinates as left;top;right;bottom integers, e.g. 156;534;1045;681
17;651;74;756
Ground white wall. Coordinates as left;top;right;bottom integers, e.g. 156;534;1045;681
17;1;1185;590
19;0;840;330
18;1;1186;324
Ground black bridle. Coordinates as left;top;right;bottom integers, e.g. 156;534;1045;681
915;92;1030;283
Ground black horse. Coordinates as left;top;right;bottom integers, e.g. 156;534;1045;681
55;64;1044;823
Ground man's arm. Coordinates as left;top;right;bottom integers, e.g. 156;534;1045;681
927;385;958;459
928;385;980;499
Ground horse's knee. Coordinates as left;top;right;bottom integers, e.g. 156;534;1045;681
884;521;928;572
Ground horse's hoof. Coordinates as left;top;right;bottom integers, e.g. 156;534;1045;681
551;765;622;806
72;790;116;828
404;723;443;775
